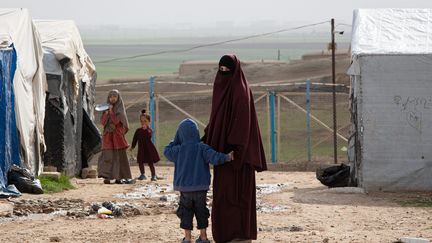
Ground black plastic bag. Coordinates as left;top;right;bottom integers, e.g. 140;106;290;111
8;165;44;194
316;164;350;188
81;109;101;168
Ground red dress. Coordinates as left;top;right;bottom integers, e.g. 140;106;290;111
131;127;160;164
101;111;129;150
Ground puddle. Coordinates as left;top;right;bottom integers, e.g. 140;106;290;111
259;225;303;232
256;183;289;213
257;200;289;213
256;183;287;195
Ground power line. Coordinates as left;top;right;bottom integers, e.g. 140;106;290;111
94;20;330;64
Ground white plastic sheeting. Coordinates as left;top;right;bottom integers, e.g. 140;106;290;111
354;55;432;191
351;9;432;55
34;20;96;96
349;9;432;191
0;9;47;175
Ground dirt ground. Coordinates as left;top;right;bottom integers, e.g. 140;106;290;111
1;166;431;243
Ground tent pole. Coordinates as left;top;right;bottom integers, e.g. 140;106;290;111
331;18;338;164
306;79;312;162
149;76;156;143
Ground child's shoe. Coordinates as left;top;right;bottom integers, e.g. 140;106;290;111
138;174;147;180
151;175;164;181
181;238;191;243
195;237;210;243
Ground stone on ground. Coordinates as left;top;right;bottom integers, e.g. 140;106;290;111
400;237;430;243
0;202;13;217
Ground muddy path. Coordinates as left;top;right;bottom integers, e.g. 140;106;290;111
1;167;432;242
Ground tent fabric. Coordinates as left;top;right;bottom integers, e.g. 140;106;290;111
352;9;432;55
0;9;47;175
43;70;77;175
35;20;97;120
81;109;102;169
0;46;21;189
37;20;100;175
34;20;96;97
349;8;432;191
351;55;432;191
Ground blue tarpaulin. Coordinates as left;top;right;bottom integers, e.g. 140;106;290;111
0;45;21;189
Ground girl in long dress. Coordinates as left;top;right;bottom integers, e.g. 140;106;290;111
98;89;132;184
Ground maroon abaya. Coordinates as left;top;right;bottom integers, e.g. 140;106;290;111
204;54;267;243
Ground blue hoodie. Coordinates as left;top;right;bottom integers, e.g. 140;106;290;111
164;118;230;192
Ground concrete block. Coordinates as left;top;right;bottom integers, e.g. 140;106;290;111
81;168;98;179
400;237;430;243
44;166;58;172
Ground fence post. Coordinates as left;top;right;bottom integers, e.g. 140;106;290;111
306;79;312;162
149;76;156;143
269;91;277;163
156;94;160;150
266;93;270;161
277;93;281;162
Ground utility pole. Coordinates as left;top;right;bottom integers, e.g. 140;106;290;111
331;18;338;164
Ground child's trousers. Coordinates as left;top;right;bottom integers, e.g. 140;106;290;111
138;161;155;177
176;191;209;230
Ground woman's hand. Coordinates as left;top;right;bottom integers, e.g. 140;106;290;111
227;151;234;161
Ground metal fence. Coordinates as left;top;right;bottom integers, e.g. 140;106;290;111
96;77;350;165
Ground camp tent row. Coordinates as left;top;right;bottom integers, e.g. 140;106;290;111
0;8;100;192
36;20;100;176
348;9;432;191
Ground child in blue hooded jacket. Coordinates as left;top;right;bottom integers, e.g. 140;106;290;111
164;118;233;243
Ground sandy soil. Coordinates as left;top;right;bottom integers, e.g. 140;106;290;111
0;166;431;243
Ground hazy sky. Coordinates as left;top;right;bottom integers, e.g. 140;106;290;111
3;0;432;28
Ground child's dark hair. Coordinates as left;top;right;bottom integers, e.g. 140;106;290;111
140;109;151;121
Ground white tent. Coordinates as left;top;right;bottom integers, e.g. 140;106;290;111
34;20;100;176
34;20;97;119
348;9;432;191
0;9;47;175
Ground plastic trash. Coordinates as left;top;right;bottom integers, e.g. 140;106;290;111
91;203;101;213
102;201;122;216
96;213;113;219
316;164;350;188
97;206;112;215
8;165;44;194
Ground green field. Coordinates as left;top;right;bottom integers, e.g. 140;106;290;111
120;99;349;164
86;38;350;81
